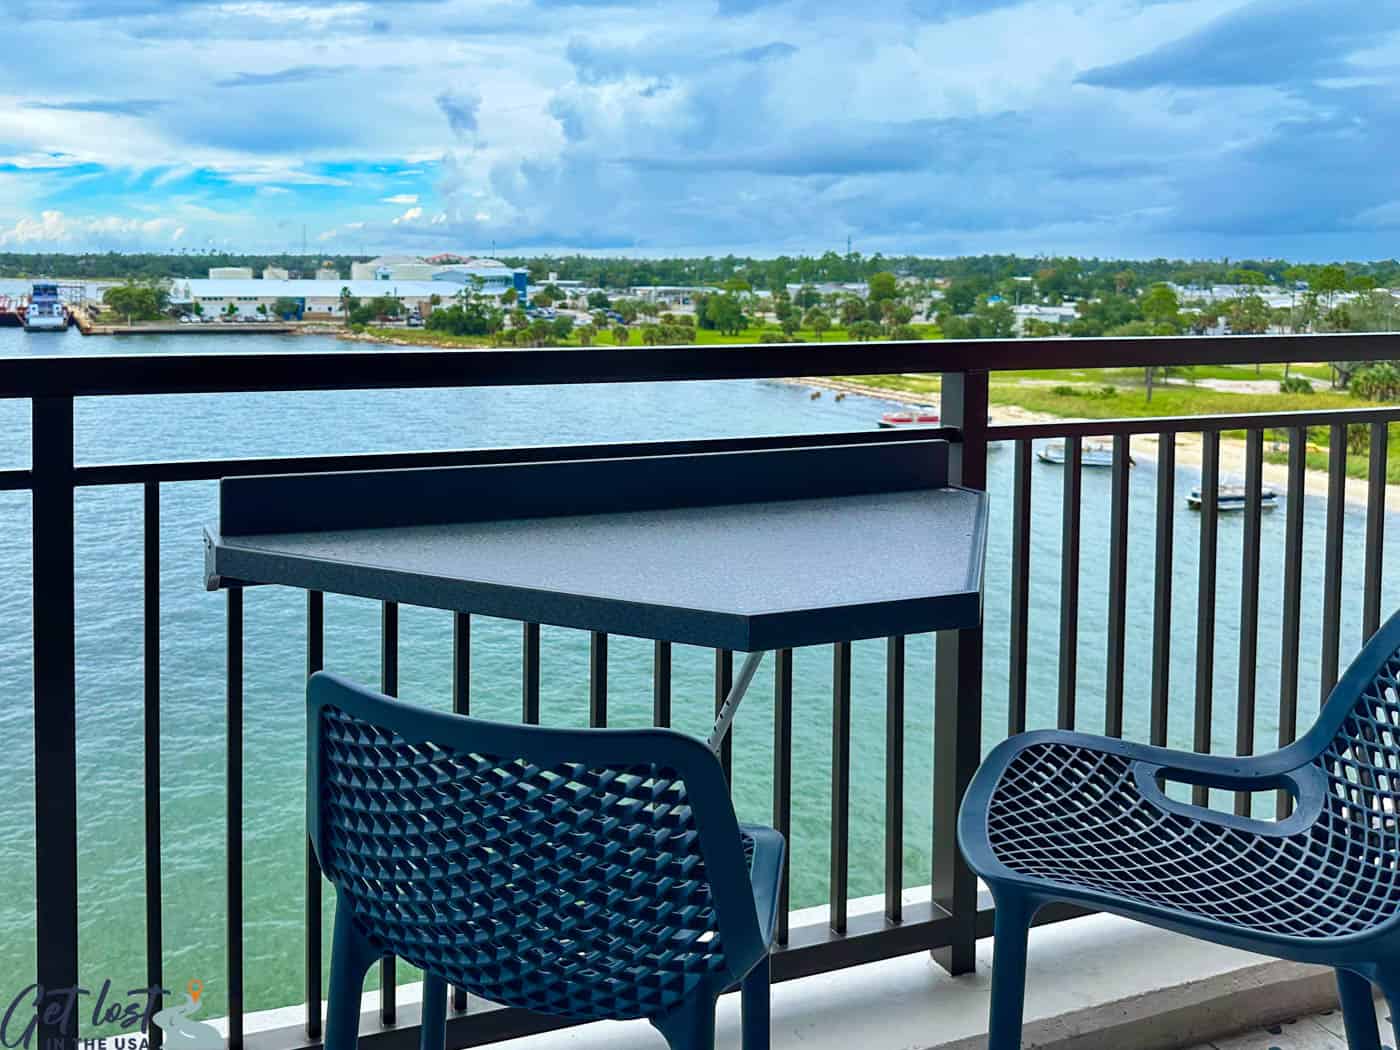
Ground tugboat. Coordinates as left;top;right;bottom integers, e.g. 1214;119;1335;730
878;407;941;428
1188;485;1280;512
22;282;68;332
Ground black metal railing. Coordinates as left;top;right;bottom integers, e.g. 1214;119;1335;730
7;332;1400;1050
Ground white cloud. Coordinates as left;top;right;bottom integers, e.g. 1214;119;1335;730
0;209;180;246
381;194;419;204
392;206;424;224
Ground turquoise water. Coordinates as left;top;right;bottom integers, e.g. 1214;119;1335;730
0;322;1394;1029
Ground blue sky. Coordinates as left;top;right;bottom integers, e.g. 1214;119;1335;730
1;0;1398;258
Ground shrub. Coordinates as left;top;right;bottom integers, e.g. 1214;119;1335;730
1350;361;1400;402
1052;384;1076;396
1279;375;1314;395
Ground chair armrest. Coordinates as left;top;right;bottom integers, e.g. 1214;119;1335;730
1129;756;1328;837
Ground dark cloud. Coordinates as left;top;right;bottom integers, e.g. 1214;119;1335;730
1079;0;1400;90
216;66;348;88
436;90;483;137
22;98;166;115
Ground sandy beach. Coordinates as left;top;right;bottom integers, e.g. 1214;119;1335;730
792;375;1400;513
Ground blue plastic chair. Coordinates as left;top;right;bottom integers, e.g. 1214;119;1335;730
959;610;1400;1050
307;671;784;1050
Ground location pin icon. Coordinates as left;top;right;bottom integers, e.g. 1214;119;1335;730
187;980;203;1004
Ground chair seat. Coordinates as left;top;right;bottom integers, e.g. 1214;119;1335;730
962;733;1400;946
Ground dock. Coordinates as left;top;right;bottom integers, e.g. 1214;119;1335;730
69;306;292;335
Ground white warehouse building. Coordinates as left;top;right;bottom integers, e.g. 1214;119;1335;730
169;278;520;320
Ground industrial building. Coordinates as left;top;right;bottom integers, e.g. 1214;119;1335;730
349;255;527;296
169;277;520;320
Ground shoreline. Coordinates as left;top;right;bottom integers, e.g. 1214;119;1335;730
789;375;1400;514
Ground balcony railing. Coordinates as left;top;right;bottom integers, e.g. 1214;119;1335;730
5;332;1399;1050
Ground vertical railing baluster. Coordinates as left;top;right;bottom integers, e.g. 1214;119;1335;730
1364;423;1388;643
653;641;672;727
1321;425;1346;698
522;623;540;724
380;601;398;1025
773;649;793;945
144;482;164;1048
1058;435;1082;730
451;610;470;1016
1235;432;1263;817
1193;432;1220;807
32;396;78;1050
884;636;905;923
1105;436;1130;737
933;370;987;977
453;613;470;716
305;591;324;1038
1278;428;1306;819
715;650;734;782
590;631;608;727
830;642;851;935
1151;432;1176;747
1008;440;1031;735
228;586;245;1050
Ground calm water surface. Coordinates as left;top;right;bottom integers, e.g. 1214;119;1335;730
0;320;1393;1027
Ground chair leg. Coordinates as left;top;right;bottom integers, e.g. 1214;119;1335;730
419;973;448;1050
650;995;718;1050
987;895;1033;1050
325;906;378;1050
1372;968;1400;1050
1335;969;1381;1050
741;956;771;1050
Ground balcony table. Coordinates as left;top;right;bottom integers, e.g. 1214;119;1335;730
204;437;988;745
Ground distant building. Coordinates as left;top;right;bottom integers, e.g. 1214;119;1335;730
350;255;423;281
315;268;341;282
170;277;518;320
262;267;290;281
432;259;529;300
209;267;254;280
1013;303;1078;332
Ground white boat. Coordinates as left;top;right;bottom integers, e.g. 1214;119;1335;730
23;282;68;332
1187;485;1280;512
1036;439;1129;468
877;408;940;428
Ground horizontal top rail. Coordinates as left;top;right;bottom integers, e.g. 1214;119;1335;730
2;331;1399;397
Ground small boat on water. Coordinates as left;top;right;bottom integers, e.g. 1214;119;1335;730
23;282;68;332
878;408;940;428
1037;439;1130;468
1188;485;1280;512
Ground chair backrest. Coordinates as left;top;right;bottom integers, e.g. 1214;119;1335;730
1297;611;1400;932
306;672;761;1022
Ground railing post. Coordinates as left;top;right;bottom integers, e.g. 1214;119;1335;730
32;395;79;1050
933;371;987;976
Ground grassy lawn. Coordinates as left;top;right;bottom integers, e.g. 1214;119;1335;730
361;323;940;348
360;326;1393;482
992;382;1399;483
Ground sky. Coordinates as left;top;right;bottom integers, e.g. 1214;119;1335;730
1;0;1398;259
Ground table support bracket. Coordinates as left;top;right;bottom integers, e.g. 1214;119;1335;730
707;650;767;754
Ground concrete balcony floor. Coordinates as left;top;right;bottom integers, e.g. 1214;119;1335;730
235;888;1365;1050
1192;1002;1394;1050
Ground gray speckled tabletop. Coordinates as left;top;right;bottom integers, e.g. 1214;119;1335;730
208;487;986;650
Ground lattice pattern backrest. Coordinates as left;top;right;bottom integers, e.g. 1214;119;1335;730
317;705;731;1021
1317;647;1400;847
